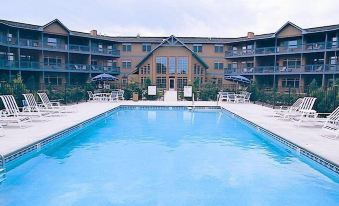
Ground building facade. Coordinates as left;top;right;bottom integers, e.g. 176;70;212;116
0;19;338;92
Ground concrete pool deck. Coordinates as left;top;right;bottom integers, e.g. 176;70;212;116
0;101;338;168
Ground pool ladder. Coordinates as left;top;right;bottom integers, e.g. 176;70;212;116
0;154;6;183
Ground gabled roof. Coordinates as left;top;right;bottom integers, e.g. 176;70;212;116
274;21;303;36
41;19;70;33
135;35;209;69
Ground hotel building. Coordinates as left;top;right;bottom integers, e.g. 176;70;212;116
0;19;338;92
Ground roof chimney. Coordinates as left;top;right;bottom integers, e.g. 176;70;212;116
90;30;98;36
247;32;254;39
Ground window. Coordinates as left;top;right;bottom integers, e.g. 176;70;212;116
98;44;103;52
287;40;298;49
177;57;188;74
140;64;151;75
177;77;188;89
44;75;63;85
231;62;238;69
156;77;166;88
214;62;224;70
121;78;128;88
122;44;132;52
232;47;238;54
7;53;14;61
107;60;113;67
142;44;151;52
169;57;176;74
283;58;301;68
7;33;12;42
44;56;62;67
156;57;167;74
214;45;224;53
332;37;338;47
122;61;132;69
194;64;203;75
20;55;31;61
47;38;57;47
193;44;202;53
313;58;324;65
141;77;148;88
282;78;300;88
330;56;337;65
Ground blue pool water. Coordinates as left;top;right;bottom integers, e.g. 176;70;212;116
0;108;338;206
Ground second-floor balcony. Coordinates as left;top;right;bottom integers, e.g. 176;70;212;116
0;59;120;74
91;47;120;56
225;41;339;58
0;36;121;57
225;64;339;75
19;38;42;48
69;44;90;53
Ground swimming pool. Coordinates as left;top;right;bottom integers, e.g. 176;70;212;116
0;107;338;205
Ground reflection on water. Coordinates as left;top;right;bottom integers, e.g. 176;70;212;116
0;109;338;206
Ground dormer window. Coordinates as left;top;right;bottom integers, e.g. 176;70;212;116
193;44;202;53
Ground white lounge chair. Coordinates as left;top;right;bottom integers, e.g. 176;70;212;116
87;91;94;101
0;96;31;128
274;98;303;117
0;95;49;119
237;91;251;103
281;97;317;120
37;93;75;113
23;93;60;115
117;90;124;100
218;92;237;102
109;91;119;102
322;106;339;138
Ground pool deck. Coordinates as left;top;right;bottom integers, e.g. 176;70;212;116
0;101;338;167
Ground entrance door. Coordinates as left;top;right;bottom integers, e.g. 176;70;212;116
169;78;175;90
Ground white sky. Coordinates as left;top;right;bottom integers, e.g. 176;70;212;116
1;0;339;37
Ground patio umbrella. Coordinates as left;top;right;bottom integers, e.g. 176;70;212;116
224;75;251;84
91;73;118;82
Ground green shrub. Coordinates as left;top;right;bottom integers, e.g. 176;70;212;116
200;83;218;101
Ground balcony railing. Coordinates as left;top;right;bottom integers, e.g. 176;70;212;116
43;42;68;51
303;42;326;51
0;36;120;57
225;64;339;74
69;44;90;52
91;47;120;56
0;60;120;74
19;38;42;48
225;42;339;57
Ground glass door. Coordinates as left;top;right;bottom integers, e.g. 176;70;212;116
169;78;175;90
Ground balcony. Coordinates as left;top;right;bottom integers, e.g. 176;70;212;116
19;38;42;48
0;60;120;74
91;47;120;56
255;47;276;55
303;42;326;52
69;44;90;53
43;42;68;51
225;64;339;75
225;42;339;58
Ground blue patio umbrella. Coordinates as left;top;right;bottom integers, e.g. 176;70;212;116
224;75;251;84
91;73;118;81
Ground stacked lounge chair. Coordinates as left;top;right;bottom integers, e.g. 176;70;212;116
23;94;60;115
0;95;32;128
37;93;75;113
